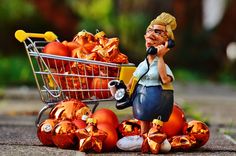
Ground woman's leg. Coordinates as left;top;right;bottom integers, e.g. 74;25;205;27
140;120;150;134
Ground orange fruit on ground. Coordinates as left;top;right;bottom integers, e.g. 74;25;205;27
162;103;187;138
37;118;58;146
97;123;118;152
52;120;77;149
92;108;119;129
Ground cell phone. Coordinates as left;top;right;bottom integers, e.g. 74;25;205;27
146;39;175;55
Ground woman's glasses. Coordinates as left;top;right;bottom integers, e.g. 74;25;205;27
146;28;166;36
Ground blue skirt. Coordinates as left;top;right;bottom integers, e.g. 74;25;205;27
132;84;173;122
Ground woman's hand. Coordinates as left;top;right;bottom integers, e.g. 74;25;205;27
126;76;134;92
156;41;169;58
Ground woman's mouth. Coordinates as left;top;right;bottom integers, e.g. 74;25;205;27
146;38;152;42
146;38;155;46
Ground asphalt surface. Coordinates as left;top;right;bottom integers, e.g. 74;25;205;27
0;82;236;155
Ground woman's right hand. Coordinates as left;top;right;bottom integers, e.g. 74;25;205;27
126;84;131;92
126;76;134;92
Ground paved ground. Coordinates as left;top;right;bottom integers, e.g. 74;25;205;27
0;82;236;155
174;82;236;126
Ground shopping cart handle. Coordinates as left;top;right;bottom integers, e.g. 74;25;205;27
15;30;57;42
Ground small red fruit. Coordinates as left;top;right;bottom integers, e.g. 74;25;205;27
52;120;78;149
90;77;112;99
72;119;87;129
183;120;210;148
49;99;91;121
37;118;57;146
92;108;119;129
62;40;79;53
97;123;118;152
42;41;69;68
162;103;187;138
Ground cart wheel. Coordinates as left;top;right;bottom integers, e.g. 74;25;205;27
91;102;100;114
35;103;57;127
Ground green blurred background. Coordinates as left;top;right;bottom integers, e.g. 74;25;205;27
1;0;236;87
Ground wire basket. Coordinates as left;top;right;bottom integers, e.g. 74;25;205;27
15;30;136;126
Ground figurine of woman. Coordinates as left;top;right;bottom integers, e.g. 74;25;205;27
117;12;177;152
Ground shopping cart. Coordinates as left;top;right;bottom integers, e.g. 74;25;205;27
15;30;136;126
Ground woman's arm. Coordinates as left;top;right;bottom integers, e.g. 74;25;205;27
157;42;172;84
158;57;172;84
126;76;134;91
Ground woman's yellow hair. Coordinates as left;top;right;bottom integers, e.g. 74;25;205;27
147;12;177;40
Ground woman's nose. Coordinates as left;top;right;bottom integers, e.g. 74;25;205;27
147;32;156;39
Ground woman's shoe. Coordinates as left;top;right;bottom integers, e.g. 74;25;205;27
116;135;143;151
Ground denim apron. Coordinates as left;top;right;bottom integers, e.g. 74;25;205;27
132;84;173;122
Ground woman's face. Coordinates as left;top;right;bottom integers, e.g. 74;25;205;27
144;24;168;48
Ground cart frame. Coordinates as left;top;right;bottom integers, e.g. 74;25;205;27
15;30;135;126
